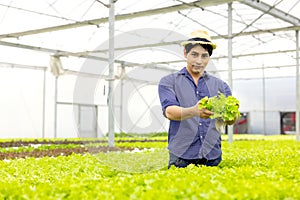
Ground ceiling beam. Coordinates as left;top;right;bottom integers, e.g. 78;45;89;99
0;24;298;73
147;49;296;65
1;25;298;56
0;40;109;62
0;0;238;39
57;25;300;56
0;40;175;72
241;0;300;25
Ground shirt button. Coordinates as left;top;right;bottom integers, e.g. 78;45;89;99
199;123;202;126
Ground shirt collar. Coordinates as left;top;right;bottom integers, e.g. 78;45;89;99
179;67;208;79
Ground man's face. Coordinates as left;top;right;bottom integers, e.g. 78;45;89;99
184;45;210;76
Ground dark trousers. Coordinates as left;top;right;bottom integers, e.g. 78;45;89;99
168;152;222;169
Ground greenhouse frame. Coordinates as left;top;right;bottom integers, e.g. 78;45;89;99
0;0;299;141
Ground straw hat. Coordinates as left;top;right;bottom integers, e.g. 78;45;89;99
181;30;217;49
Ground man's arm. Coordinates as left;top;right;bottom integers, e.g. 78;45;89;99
165;103;214;121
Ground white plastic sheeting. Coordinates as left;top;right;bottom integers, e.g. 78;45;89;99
0;0;299;137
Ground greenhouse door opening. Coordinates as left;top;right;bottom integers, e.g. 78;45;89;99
280;112;296;134
78;105;97;138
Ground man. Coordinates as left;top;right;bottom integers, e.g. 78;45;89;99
158;30;237;168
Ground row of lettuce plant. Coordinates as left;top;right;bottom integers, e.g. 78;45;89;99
0;136;299;199
0;143;83;153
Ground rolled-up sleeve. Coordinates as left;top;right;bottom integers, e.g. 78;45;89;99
158;75;179;117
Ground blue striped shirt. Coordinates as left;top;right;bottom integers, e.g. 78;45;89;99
158;67;232;160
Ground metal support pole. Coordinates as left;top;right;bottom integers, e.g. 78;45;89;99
262;64;266;135
108;0;115;146
296;30;300;141
42;68;46;138
228;2;234;143
54;76;58;138
120;64;125;133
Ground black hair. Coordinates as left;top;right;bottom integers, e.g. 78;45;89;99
185;43;213;56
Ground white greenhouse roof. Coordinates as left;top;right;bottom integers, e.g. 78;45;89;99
0;0;299;81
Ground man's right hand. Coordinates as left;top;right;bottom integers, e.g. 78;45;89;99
198;108;214;119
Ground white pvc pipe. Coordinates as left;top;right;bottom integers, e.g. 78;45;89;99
108;0;115;146
296;30;300;141
228;2;234;143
